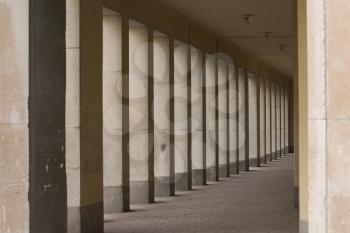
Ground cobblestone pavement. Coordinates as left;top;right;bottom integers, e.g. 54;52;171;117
105;155;298;233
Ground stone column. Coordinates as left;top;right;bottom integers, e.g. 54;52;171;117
129;20;149;204
205;55;217;181
154;32;171;197
66;0;81;230
280;86;284;156
324;1;350;231
174;40;189;191
80;0;104;231
218;59;228;178
0;1;29;232
191;48;204;186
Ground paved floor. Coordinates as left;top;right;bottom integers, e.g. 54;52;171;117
105;155;298;233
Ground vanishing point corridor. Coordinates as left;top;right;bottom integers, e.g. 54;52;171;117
3;0;350;232
105;155;298;233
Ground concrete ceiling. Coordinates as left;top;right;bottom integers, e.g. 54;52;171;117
150;0;295;78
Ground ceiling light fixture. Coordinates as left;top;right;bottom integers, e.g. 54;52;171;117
262;32;273;40
243;14;254;24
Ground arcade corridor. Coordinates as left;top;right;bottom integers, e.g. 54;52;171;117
2;0;350;233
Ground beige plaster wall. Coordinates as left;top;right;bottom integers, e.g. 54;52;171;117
174;41;188;174
271;84;276;154
238;68;246;161
66;0;81;210
205;55;216;170
129;23;149;182
325;0;350;232
0;1;29;232
154;34;170;178
259;79;265;158
228;64;238;165
248;74;258;160
191;48;203;171
218;59;228;167
266;80;271;155
102;8;123;189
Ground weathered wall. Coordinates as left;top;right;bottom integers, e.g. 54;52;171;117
0;1;29;232
271;84;276;158
191;48;204;185
305;0;350;232
276;86;281;155
238;68;246;163
174;41;188;190
66;0;81;231
205;55;216;181
266;80;271;159
102;8;123;212
248;74;258;164
228;64;238;172
154;33;171;196
324;0;350;231
259;79;265;161
218;59;228;177
129;22;149;203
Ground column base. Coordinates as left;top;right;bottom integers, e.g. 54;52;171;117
68;207;81;233
192;169;204;186
104;186;123;213
288;145;294;153
206;166;216;181
238;160;246;171
219;165;228;178
155;176;171;197
266;154;272;162
175;172;188;191
130;181;149;204
80;202;103;233
294;186;299;209
249;158;258;167
230;162;238;174
299;220;308;233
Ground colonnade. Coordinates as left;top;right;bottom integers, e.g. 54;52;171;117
0;1;292;233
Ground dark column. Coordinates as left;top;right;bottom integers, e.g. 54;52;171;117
235;65;240;173
263;78;267;164
280;86;283;156
274;84;278;160
288;80;294;153
215;50;219;181
148;28;155;203
29;1;67;232
269;80;273;162
244;61;250;171
122;14;130;211
256;71;261;167
226;63;231;176
187;44;192;190
202;52;207;185
169;37;176;196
